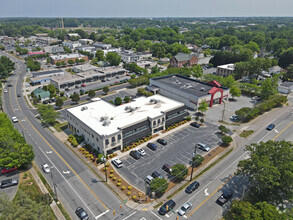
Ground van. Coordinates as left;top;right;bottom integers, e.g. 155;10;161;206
197;142;210;152
162;164;172;174
145;175;154;185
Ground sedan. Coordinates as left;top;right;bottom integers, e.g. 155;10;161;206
0;179;18;189
190;122;201;128
151;171;163;179
266;123;275;131
42;164;50;173
12;116;18;123
185;181;200;194
216;191;233;206
177;202;192;216
7;84;13;87
17;94;21;97
4;89;7;93
81;84;86;87
137;148;146;156
1;167;17;175
157;138;167;145
129;150;141;160
75;207;89;220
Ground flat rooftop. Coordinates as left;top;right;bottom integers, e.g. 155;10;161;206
50;53;86;60
32;69;64;77
66;94;184;136
151;75;221;97
217;63;235;70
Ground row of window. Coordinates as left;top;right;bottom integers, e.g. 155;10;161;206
105;134;121;145
167;109;187;120
123;125;149;138
153;117;164;126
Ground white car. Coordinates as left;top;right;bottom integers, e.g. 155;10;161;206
4;89;7;93
197;142;210;152
12;116;18;123
42;164;50;173
137;148;146;156
111;158;123;168
177;202;192;216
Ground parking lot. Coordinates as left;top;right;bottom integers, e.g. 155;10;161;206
0;170;20;200
117;121;221;191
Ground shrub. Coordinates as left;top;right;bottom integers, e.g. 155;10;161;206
103;167;108;171
121;186;125;190
127;191;131;195
222;136;233;145
200;118;204;123
109;174;113;178
195;116;199;121
117;183;121;186
113;177;117;181
132;195;137;200
138;193;142;197
105;163;110;167
110;170;114;174
127;186;132;190
118;179;122;182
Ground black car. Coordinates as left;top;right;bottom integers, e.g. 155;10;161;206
185;181;200;194
159;199;176;215
75;207;89;220
129;150;141;160
65;88;70;91
266;123;275;131
17;94;21;97
0;179;18;189
190;122;201;128
216;192;233;206
152;171;163;179
147;143;158;151
7;84;13;87
48;99;53;103
51;98;56;102
75;85;79;88
43;100;48;104
157;138;167;145
101;79;106;82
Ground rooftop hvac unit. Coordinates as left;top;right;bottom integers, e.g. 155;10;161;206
200;87;205;91
81;106;88;111
102;120;111;126
150;99;156;103
154;99;160;104
100;116;109;122
124;106;131;111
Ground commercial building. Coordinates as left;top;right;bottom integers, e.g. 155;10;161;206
93;42;112;50
66;94;188;154
62;41;82;49
136;60;157;69
216;64;235;77
50;53;88;64
170;53;198;68
79;39;94;45
30;69;64;85
44;46;65;54
72;64;99;73
149;74;230;110
50;66;126;90
32;88;50;101
36;37;59;45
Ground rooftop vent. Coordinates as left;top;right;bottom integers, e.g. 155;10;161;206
154;99;160;104
81;106;88;111
150;99;156;103
102;120;111;126
100;116;109;122
175;80;181;84
200;87;205;91
124;106;131;111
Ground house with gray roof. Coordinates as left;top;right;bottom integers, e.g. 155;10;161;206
170;53;198;68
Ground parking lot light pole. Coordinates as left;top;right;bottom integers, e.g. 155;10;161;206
190;146;197;181
101;156;107;182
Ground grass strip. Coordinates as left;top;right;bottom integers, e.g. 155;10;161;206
239;130;254;138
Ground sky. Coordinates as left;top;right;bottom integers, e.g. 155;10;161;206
0;0;292;17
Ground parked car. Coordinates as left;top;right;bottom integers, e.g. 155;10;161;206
75;85;79;88
43;100;48;104
7;84;13;87
197;142;210;152
0;179;18;189
4;89;7;93
115;81;119;84
158;199;176;215
177;202;192;216
147;143;157;151
157;138;167;145
106;78;111;81
116;76;119;79
1;167;17;175
81;84;86;87
266;123;275;131
51;98;56;102
145;175;154;185
129;150;141;160
11;116;18;123
137;148;146;156
48;99;52;103
230;115;239;121
65;88;70;91
111;158;123;168
185;181;200;194
216;191;233;206
190;122;201;128
75;207;89;220
42;164;50;173
17;94;21;97
101;79;106;82
162;164;172;174
151;171;163;179
80;89;85;94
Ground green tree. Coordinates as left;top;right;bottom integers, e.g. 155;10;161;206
105;52;121;66
0;45;5;51
71;93;80;103
37;104;60;125
222;136;233;145
47;84;56;94
278;47;293;69
260;77;278;100
149;178;169;196
198;99;208;114
237;140;293;203
114;97;122;106
55;98;64;108
244;41;260;53
171;163;188;181
230;85;241;99
192;154;204;167
61;61;66;66
88;90;95;98
103;86;109;94
151;66;160;74
191;65;203;78
95;50;104;61
123;96;130;103
218;125;230;134
282;64;293;81
55;62;61;67
67;59;74;65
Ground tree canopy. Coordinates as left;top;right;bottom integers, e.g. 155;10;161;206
171;163;188;181
37;104;60;125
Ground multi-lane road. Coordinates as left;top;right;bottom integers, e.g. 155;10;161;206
2;52;293;220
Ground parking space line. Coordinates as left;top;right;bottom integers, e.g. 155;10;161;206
150;211;163;220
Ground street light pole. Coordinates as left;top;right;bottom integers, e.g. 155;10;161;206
190;145;197;181
101;156;107;182
50;167;58;201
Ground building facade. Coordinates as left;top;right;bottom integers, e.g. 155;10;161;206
149;74;230;110
66;95;188;154
50;53;88;64
216;64;235;77
170;53;198;68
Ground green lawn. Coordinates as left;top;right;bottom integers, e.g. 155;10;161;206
53;121;68;132
240;130;254;138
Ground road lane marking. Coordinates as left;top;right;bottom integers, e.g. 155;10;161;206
272;121;293;141
62;171;70;174
150;211;163;220
204;188;209;196
11;61;109;211
96;210;109;219
122;211;137;220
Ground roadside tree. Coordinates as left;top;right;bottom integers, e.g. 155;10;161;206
114;97;122;106
88;90;95;99
37;104;60;125
198;99;208;115
55;98;64;108
230;85;241;99
103;86;109;94
150;178;169;197
192;155;204;167
222;136;233;145
171;163;188;181
71;93;80;103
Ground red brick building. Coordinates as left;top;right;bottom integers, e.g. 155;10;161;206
170;53;198;68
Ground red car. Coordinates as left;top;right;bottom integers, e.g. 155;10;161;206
1;167;17;175
115;81;119;84
81;84;86;87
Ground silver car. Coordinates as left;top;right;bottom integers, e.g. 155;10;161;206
42;164;51;173
177;202;192;216
137;148;146;156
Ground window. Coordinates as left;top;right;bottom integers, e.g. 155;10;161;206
96;137;99;142
92;134;94;138
158;119;161;124
118;134;121;140
105;139;109;145
153;121;156;126
112;137;116;142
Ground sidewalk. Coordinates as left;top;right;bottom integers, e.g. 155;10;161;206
30;164;66;220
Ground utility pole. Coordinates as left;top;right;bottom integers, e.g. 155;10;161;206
190;145;197;181
50;167;58;201
101;156;107;182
